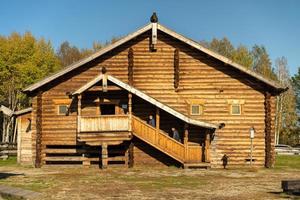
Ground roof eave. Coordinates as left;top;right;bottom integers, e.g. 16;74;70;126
157;24;284;91
23;23;153;93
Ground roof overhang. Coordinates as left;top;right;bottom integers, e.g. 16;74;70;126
72;74;219;129
14;107;32;116
0;105;32;117
0;105;13;117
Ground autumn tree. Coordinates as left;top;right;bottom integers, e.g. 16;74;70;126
232;45;253;69
57;37;121;67
251;45;277;80
0;32;60;142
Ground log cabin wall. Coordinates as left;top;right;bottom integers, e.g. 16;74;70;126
17;112;33;165
29;29;276;168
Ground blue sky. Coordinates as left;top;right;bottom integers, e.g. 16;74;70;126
1;0;299;75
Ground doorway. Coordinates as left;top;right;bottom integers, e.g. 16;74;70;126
100;104;115;115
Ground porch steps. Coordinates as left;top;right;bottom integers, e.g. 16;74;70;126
184;162;211;169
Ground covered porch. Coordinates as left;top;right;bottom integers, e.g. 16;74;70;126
71;72;218;168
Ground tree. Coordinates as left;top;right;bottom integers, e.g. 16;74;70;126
0;32;60;143
251;45;277;80
274;57;298;145
57;41;82;67
292;67;300;114
207;37;235;59
57;37;122;67
291;67;300;144
232;45;253;69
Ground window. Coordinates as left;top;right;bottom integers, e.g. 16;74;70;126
227;99;245;115
191;104;202;115
231;104;241;115
58;105;68;115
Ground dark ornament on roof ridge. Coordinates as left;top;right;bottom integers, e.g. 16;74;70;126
150;12;158;23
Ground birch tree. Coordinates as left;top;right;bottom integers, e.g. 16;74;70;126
0;32;60;143
275;57;298;145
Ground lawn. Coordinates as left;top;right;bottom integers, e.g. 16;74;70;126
0;155;299;199
0;157;17;167
275;155;300;170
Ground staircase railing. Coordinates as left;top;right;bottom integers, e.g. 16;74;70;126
132;116;185;163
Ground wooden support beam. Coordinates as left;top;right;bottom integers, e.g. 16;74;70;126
102;74;108;92
128;93;132;132
264;92;273;168
150;23;157;51
174;48;180;91
77;95;82;133
205;131;211;163
128;142;134;168
101;143;108;169
155;107;160;143
184;124;189;162
128;48;134;86
35;91;42;168
82;155;91;168
87;86;123;92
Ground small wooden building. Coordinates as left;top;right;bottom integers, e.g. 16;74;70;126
17;14;285;169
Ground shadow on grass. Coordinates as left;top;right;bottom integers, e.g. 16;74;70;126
268;191;300;199
0;173;23;180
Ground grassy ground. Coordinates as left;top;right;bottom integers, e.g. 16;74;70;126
0;156;299;199
0;157;17;167
275;155;300;170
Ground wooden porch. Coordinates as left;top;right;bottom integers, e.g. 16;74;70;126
76;111;211;169
67;73;215;169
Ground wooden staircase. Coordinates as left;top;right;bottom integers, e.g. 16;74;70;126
132;116;209;168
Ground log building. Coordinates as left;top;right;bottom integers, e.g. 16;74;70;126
16;14;285;169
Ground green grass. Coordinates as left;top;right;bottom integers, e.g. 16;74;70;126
0;156;17;167
275;155;300;170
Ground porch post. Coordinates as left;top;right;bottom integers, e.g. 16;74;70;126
184;124;189;162
77;95;82;133
205;131;211;163
101;143;108;169
128;93;132;132
128;142;134;168
155;107;160;143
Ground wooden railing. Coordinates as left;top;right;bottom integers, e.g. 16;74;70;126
186;145;202;163
78;114;203;164
132;116;185;163
79;115;129;132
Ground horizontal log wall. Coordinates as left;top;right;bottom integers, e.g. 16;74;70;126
26;30;276;167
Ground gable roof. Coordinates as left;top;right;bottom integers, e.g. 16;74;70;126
72;74;219;129
23;22;284;93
